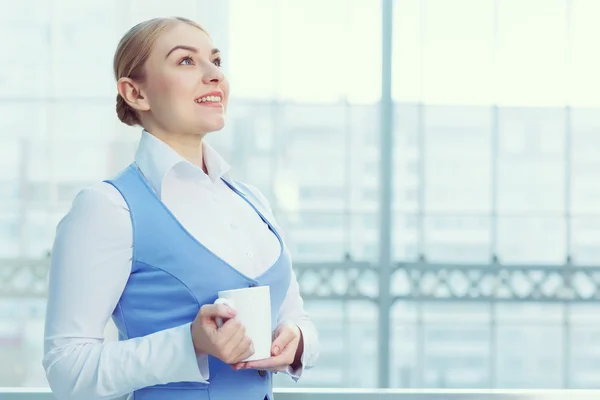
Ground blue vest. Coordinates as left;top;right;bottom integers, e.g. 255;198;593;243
105;164;291;400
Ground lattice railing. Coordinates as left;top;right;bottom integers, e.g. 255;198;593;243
3;258;600;302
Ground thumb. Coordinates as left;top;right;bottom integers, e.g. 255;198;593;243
199;303;236;320
271;325;295;356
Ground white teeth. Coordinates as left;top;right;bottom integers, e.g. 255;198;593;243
196;96;222;103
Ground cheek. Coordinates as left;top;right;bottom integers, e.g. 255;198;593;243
171;73;198;97
222;79;230;105
148;72;194;105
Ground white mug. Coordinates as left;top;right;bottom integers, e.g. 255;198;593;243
214;285;272;362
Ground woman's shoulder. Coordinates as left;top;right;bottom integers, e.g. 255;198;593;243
69;181;130;215
54;181;132;243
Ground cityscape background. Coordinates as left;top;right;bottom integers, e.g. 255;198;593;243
2;0;600;391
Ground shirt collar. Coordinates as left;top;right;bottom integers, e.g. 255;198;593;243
134;130;232;197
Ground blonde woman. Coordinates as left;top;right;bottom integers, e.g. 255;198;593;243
43;17;319;400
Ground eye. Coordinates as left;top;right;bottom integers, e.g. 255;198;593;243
179;56;194;66
212;57;222;68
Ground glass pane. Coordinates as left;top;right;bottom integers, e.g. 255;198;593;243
497;216;565;264
496;324;563;387
49;102;117;141
0;2;51;98
393;0;495;105
571;0;600;107
496;0;568;107
394;104;420;260
571;217;600;265
0;104;47;141
423;215;491;263
0;215;19;258
391;303;419;387
497;108;565;213
52;0;118;98
422;0;495;106
421;304;492;388
392;0;422;103
24;211;54;258
571;108;600;214
424;106;492;213
568;303;600;386
395;104;420;213
229;0;380;103
423;324;491;388
496;303;564;323
418;105;493;262
129;0;199;23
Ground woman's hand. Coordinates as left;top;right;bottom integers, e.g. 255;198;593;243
191;303;255;364
232;322;303;372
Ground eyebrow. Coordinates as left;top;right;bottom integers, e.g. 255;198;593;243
165;46;220;59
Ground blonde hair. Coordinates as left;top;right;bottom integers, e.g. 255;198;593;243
113;17;206;126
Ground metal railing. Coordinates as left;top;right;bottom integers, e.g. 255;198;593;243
1;388;600;399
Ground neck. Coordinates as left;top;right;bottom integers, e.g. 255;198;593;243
147;127;207;173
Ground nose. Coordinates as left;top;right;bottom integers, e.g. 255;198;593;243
203;63;224;85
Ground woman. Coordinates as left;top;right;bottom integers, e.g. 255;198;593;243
43;17;319;400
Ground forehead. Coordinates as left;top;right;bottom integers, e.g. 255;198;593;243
153;22;213;56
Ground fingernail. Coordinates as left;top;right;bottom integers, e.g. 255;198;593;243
227;307;236;316
273;346;280;355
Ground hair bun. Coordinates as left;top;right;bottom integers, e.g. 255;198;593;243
116;94;140;126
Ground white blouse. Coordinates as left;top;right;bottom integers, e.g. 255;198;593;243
43;130;319;400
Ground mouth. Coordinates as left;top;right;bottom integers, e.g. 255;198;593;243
195;91;223;107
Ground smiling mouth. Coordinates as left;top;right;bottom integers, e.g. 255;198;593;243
195;95;222;104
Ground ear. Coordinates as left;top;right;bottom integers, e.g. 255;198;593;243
117;77;150;112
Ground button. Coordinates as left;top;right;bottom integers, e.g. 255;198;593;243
258;370;266;377
247;251;254;259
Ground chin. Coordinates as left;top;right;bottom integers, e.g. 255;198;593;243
195;116;225;134
205;120;225;133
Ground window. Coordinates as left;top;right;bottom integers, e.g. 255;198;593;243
4;0;600;392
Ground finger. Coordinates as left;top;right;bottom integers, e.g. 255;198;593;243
244;353;287;370
231;362;246;370
237;340;255;365
221;321;246;353
231;336;254;363
271;327;296;356
219;318;245;339
247;343;296;369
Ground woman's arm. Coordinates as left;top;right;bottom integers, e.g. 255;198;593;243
43;184;208;400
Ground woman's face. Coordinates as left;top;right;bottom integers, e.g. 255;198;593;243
137;22;229;136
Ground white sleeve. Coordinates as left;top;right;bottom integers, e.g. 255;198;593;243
277;268;320;380
43;184;208;400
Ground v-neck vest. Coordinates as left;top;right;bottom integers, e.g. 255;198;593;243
105;164;291;400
